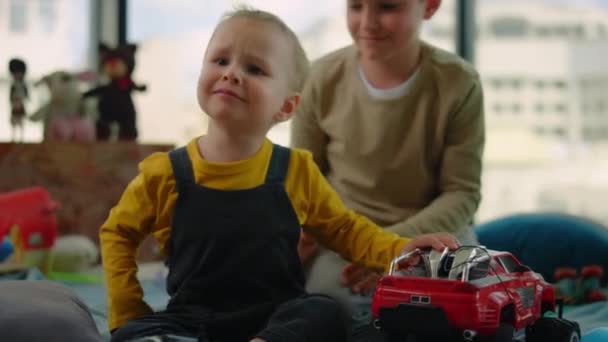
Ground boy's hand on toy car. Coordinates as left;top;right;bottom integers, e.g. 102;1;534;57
402;232;459;252
399;233;460;266
297;231;319;264
340;263;382;294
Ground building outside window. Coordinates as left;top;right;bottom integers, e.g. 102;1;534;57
490;17;529;37
1;0;93;141
9;0;27;33
39;0;56;33
426;0;608;225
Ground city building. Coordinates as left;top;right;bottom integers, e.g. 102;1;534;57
428;1;608;144
0;0;92;141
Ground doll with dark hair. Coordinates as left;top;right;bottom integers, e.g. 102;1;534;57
83;43;147;141
8;58;29;142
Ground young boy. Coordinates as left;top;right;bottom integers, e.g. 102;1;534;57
292;0;484;329
101;7;458;342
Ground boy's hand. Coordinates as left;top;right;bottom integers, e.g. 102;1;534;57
298;231;319;264
401;232;460;254
399;233;459;267
340;263;381;294
341;233;459;293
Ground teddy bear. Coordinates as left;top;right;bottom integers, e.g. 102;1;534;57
83;43;147;141
30;71;96;142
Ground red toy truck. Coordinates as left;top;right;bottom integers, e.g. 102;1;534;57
372;246;580;342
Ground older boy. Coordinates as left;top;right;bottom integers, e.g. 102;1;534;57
292;0;484;331
102;7;458;342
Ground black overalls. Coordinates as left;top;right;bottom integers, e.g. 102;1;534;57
111;145;350;342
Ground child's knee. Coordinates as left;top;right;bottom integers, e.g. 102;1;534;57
305;294;348;319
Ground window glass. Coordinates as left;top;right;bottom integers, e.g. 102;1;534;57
9;0;27;33
127;0;454;146
39;0;57;33
127;1;608;228
0;0;93;141
474;1;608;225
490;17;530;37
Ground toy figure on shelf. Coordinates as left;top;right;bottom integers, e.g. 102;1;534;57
83;43;147;141
8;58;29;142
0;187;60;274
30;71;96;142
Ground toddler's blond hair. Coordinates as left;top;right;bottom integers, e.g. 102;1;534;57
221;6;310;92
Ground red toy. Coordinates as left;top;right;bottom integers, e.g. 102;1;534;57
372;246;581;341
580;265;607;303
0;187;60;273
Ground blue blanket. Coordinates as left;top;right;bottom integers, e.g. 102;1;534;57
564;301;608;339
2;266;606;341
64;279;604;341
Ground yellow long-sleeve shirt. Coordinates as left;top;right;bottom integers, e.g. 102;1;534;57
100;137;410;330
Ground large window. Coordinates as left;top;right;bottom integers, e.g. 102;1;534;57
0;0;93;142
9;0;27;33
38;0;57;33
127;1;608;227
127;0;453;146
471;1;608;225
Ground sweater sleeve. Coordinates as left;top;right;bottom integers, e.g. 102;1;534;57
291;69;330;173
298;153;409;270
386;79;485;237
100;154;172;331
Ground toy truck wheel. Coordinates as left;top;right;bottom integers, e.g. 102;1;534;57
476;323;514;342
526;317;580;342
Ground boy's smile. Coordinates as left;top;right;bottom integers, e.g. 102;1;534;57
347;0;440;62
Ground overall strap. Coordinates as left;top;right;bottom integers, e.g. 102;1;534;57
169;147;195;193
265;144;291;184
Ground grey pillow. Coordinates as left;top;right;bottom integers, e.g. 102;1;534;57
0;281;103;342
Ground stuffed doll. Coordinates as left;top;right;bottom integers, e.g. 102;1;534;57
30;71;96;142
83;43;146;141
8;58;29;142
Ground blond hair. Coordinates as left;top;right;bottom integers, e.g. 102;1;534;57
221;6;309;92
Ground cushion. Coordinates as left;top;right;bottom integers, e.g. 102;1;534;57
0;281;103;342
475;213;608;284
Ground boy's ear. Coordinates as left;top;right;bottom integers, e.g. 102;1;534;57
274;93;301;123
424;0;441;19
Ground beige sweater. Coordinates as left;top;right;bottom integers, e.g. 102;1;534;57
291;42;485;237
